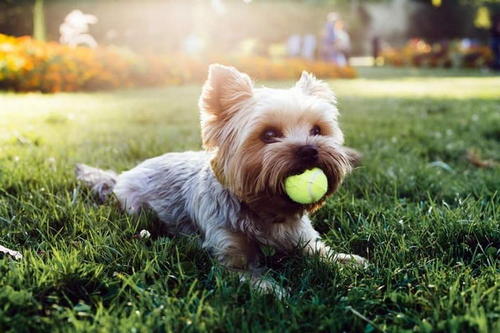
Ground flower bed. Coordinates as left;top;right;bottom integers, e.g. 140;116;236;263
0;34;356;93
381;39;493;69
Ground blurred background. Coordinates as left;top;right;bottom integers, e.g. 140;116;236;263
0;0;499;92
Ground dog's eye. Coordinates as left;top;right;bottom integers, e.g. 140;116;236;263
261;128;281;143
310;125;321;136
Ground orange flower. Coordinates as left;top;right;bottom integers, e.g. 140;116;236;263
0;33;356;93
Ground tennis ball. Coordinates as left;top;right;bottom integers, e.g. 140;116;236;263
284;168;328;204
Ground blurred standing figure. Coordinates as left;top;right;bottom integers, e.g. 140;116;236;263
372;36;381;66
321;12;339;62
333;19;351;66
321;13;350;66
490;13;500;70
301;34;317;60
287;34;302;57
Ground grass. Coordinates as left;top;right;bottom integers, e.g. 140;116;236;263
0;67;499;332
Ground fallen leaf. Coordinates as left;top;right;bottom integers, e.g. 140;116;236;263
466;149;497;168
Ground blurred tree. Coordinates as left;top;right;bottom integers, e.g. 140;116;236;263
408;0;500;42
409;0;473;42
0;0;32;36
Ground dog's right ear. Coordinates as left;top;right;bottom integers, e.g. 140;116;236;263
295;71;336;105
343;147;362;168
199;64;253;149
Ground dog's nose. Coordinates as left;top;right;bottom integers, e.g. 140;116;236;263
296;145;318;162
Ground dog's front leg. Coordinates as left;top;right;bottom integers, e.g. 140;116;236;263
202;226;287;297
238;271;288;299
203;226;257;269
292;216;368;267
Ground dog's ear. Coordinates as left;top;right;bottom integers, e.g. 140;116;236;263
295;71;336;104
199;64;253;148
343;147;362;168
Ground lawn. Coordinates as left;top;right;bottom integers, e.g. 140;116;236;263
0;67;499;332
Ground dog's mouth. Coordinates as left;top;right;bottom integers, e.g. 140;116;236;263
279;161;342;203
285;167;308;178
281;165;321;196
243;161;341;216
284;159;323;178
249;148;348;206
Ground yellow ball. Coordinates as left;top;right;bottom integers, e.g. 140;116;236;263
284;168;328;204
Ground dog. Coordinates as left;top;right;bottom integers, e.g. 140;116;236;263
76;64;367;297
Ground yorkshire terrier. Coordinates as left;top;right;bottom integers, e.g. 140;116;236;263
76;64;367;297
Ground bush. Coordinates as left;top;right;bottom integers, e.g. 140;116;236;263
0;34;356;93
381;38;493;69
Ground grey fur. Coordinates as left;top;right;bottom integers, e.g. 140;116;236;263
75;163;117;203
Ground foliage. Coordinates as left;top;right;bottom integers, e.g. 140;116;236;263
0;67;499;332
381;38;493;68
0;34;355;93
409;0;500;43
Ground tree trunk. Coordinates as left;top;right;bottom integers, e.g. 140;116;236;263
33;0;46;41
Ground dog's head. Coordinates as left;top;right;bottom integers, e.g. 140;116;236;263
199;64;359;213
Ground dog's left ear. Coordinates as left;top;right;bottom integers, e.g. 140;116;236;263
200;64;254;149
343;147;362;168
295;71;336;104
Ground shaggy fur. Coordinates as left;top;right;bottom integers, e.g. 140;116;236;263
76;64;367;297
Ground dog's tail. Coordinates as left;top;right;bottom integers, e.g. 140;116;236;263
75;164;118;202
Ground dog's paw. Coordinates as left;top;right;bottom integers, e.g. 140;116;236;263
332;253;369;268
252;278;289;299
240;273;289;299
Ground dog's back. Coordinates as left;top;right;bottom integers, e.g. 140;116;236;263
77;151;214;234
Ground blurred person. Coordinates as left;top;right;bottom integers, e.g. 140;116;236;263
333;19;351;66
301;34;317;60
287;34;301;57
321;13;350;66
490;13;500;70
321;12;339;62
372;36;380;66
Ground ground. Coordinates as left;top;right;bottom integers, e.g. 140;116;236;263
0;67;499;332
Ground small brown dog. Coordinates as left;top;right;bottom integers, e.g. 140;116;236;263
77;64;366;297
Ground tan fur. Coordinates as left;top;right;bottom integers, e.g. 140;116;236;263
200;65;351;210
199;64;254;149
